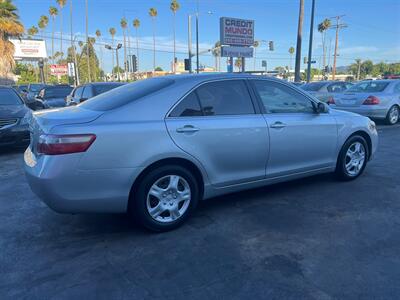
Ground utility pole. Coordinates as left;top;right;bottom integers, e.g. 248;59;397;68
195;0;199;73
331;15;347;80
306;0;316;83
294;0;304;82
70;0;79;86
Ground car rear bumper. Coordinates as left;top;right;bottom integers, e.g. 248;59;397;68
24;147;143;213
0;124;30;147
330;105;388;119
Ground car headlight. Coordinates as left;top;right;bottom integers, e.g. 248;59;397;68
20;111;32;126
368;120;377;132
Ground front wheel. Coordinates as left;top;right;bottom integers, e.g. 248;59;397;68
130;165;200;232
335;135;369;181
386;105;399;125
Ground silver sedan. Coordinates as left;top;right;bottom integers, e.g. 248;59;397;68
24;74;378;231
329;79;400;125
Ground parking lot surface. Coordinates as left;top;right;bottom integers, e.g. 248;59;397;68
1;124;399;299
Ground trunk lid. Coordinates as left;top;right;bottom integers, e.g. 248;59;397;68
334;92;376;107
29;106;103;155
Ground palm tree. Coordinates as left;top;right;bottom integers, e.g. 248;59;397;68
109;27;116;77
212;41;221;72
95;29;103;79
27;26;39;37
288;46;295;71
318;18;331;73
355;58;362;80
133;18;140;72
0;0;24;77
120;18;127;77
38;15;49;37
170;0;180;73
253;40;259;70
49;6;58;62
149;7;158;72
56;0;66;57
234;58;242;72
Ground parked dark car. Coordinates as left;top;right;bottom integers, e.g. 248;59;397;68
66;82;125;106
36;85;73;109
0;86;31;147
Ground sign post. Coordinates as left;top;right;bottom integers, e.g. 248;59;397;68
219;17;254;72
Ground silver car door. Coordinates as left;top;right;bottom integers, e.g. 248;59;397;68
251;79;338;178
165;79;269;187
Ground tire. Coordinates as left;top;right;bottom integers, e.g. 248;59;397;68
386;105;399;125
130;165;200;232
335;135;369;181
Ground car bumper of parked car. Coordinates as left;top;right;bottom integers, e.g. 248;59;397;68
24;147;144;214
330;105;388;119
0;123;30;147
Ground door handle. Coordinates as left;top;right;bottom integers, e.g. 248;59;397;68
270;122;287;129
176;125;200;133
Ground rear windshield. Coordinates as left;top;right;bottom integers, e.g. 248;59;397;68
347;81;389;93
80;78;175;111
0;89;23;105
93;83;125;96
301;82;327;91
43;87;73;99
29;84;44;92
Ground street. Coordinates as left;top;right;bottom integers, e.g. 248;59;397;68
1;123;399;299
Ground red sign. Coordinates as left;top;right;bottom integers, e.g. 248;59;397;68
50;64;68;76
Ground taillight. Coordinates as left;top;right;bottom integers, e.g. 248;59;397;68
327;96;335;105
363;95;380;105
37;134;96;155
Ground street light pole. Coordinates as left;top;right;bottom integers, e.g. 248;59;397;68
188;14;192;73
306;0;316;83
115;48;120;82
195;0;199;74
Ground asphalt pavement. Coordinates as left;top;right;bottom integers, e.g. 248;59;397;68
0;124;399;299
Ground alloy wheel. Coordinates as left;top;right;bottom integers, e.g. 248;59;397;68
146;175;191;223
345;142;366;176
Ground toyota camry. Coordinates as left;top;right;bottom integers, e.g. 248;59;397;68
24;74;378;231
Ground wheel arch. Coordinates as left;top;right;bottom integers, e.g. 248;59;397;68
127;157;205;212
343;130;372;160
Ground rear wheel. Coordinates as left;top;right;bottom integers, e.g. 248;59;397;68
386;105;399;125
130;165;199;232
336;135;368;181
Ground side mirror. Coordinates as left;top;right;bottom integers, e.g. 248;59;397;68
315;102;326;114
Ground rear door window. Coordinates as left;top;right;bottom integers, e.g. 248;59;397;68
170;92;203;117
195;80;255;116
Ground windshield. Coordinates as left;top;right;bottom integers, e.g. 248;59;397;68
301;82;327;91
347;81;389;93
80;78;175;111
0;89;23;105
29;84;44;92
43;87;73;99
93;83;125;96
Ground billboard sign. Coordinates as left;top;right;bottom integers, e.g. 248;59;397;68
50;64;68;76
220;17;254;46
10;38;47;60
221;46;253;58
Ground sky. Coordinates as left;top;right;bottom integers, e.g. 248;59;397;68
14;0;400;73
